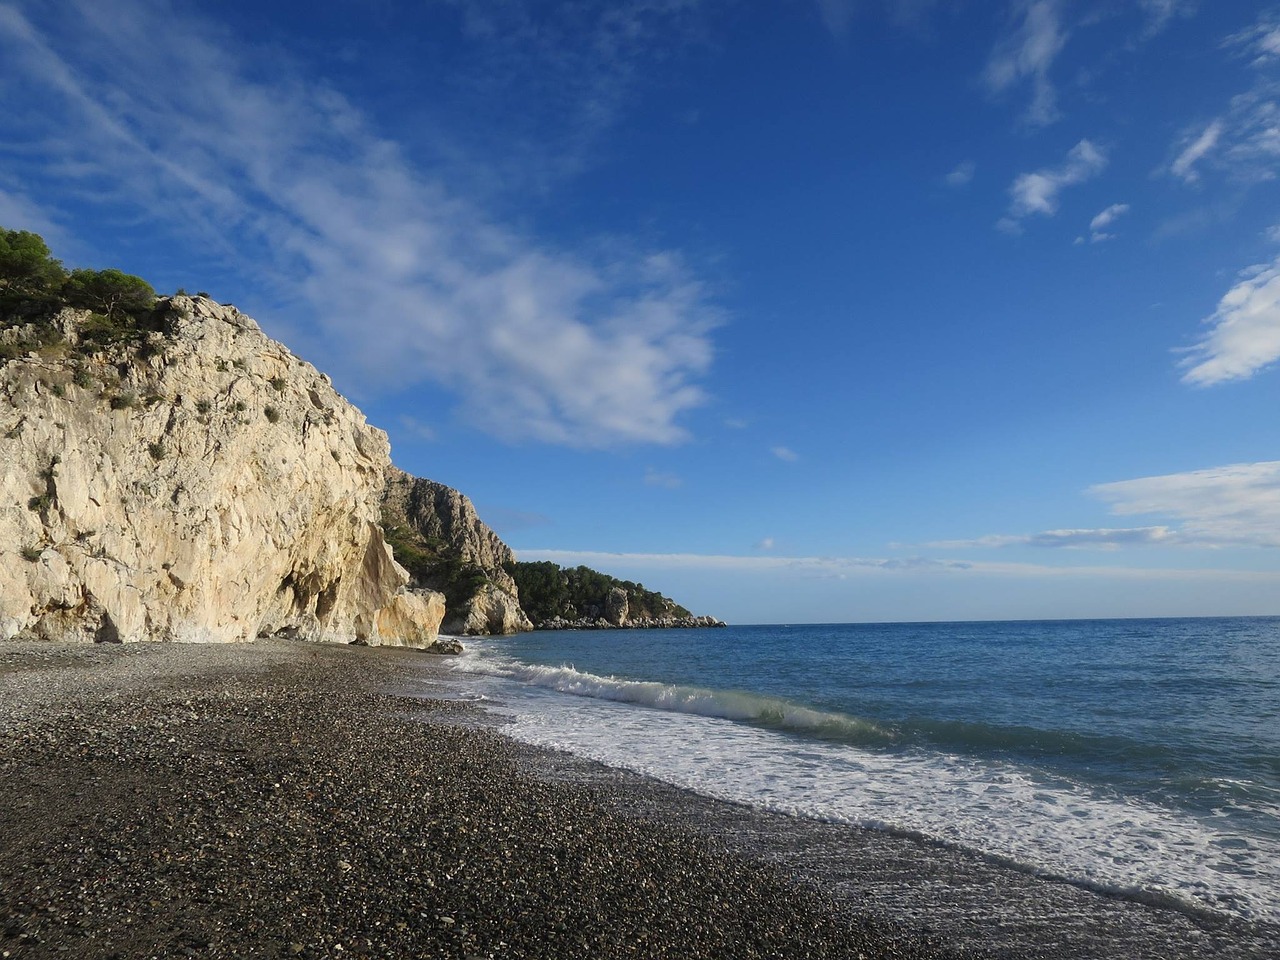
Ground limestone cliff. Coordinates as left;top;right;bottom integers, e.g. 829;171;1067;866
0;296;444;646
381;467;532;635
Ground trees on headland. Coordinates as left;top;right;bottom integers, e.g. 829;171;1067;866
507;560;692;626
1;226;158;360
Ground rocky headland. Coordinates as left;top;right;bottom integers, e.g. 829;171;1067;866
537;613;727;630
0;228;720;647
0;293;450;647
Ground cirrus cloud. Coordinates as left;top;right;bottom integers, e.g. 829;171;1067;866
1000;139;1107;231
0;0;721;449
1179;258;1280;386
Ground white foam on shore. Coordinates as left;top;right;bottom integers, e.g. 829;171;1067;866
444;648;1280;925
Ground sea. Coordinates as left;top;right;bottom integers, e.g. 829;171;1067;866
434;617;1280;942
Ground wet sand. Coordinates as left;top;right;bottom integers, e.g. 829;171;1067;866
0;640;1275;959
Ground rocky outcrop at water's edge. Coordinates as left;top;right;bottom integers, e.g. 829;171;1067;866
537;614;727;631
0;295;446;647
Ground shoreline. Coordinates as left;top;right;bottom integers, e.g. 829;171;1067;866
2;641;1276;959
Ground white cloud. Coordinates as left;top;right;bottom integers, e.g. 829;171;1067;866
1091;461;1280;547
928;527;1177;549
1226;13;1280;67
1089;202;1129;232
1179;258;1280;385
517;548;973;575
771;445;800;462
0;0;721;449
984;0;1067;127
515;547;1278;583
936;461;1280;552
753;537;775;551
1170;120;1223;183
643;467;683;489
0;186;63;243
1138;0;1196;37
945;161;975;187
1086;201;1129;242
1005;139;1108;225
396;415;437;443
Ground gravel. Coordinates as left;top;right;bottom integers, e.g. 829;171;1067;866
4;640;1274;960
0;640;959;960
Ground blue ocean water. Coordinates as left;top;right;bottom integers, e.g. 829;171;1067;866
446;617;1280;924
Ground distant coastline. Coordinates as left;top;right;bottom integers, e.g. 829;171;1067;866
534;614;726;631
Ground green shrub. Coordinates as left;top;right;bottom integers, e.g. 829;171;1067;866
20;546;41;562
109;392;138;410
147;441;166;461
269;376;286;392
77;311;138;350
196;399;211;414
72;367;93;388
233;400;247;413
27;493;50;512
0;229;66;302
264;405;280;423
63;268;156;321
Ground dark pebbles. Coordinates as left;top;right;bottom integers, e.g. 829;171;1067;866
0;640;954;960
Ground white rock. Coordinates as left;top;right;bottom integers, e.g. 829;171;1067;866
0;296;443;647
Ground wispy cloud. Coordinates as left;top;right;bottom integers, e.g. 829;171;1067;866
928;527;1177;550
1000;139;1107;231
1170;119;1223;183
753;537;775;551
1092;461;1280;547
1138;0;1197;38
518;548;973;576
515;547;1279;583
984;0;1068;127
396;415;437;443
0;0;721;449
944;160;976;187
771;445;800;462
932;461;1280;551
643;467;683;489
1179;258;1280;385
1083;201;1130;242
0;185;63;245
1225;11;1280;67
1164;15;1280;189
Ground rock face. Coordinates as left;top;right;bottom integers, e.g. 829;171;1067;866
0;296;444;646
604;586;629;626
381;467;532;636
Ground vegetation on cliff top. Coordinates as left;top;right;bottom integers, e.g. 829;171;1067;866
380;510;493;619
506;560;691;625
1;227;158;361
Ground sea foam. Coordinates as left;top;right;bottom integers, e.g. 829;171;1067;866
446;646;1280;925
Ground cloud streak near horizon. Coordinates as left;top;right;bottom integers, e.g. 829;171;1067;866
928;461;1280;551
0;0;721;448
515;547;1280;583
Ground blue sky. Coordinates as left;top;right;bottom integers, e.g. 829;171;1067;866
3;0;1280;623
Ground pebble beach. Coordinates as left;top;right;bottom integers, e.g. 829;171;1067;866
1;640;1274;960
